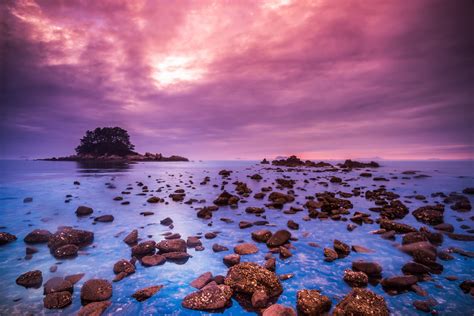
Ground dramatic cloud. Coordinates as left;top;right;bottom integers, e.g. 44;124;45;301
1;0;473;159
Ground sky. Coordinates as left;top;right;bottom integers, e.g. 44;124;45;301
1;0;473;160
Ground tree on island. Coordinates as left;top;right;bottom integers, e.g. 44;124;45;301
75;127;136;157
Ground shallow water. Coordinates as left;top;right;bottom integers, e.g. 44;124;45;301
0;159;473;315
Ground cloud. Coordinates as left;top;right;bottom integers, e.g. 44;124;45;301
1;0;473;159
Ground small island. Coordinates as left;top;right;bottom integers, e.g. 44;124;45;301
42;127;189;162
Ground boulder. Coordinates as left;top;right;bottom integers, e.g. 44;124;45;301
234;243;259;255
191;272;213;289
131;240;156;257
0;232;17;245
156;239;187;253
43;291;72;309
252;230;273;243
263;304;296;316
343;269;368;287
76;206;93;216
77;301;111;316
266;230;291;247
81;279;113;303
123;229;138;245
132;285;163;302
182;284;233;310
352;261;383;277
24;229;52;243
44;277;73;294
141;254;166;266
16;270;43;288
223;254;241;267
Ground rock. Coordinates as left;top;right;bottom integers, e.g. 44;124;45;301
296;289;332;315
160;217;173;226
413;300;431;313
157;239;187;253
0;232;17;245
81;279;113;302
266;230;291;247
333;288;389;316
324;248;338;262
225;262;283;301
26;246;38;255
279;246;292;259
460;280;474;294
351;245;373;253
182;284;233;310
252;289;270;308
380;219;417;234
132;285;163;302
113;259;135;275
239;221;253;229
264;257;276;271
381;275;418;293
48;228;94;252
234;242;259;255
142;254;166;266
187;236;202;248
205;232;217;239
54;244;79;258
434;223;454;233
191;272;213;289
24;229;52;243
268;192;294;208
76;206;93;216
147;196;161;203
123;229;138;245
43;291;72;309
463;187;474;195
352;261;383;277
334;239;350;258
44;277;73;294
412;205;444;225
16;270;43;288
94;215;114;222
343;269;368;287
77;301;111;316
131;240;156;256
263;304;296;316
23;197;33;203
402;262;432;275
252;230;272;243
223;254;241;267
214;191;240;206
65;273;85;285
162;252;191;262
246;206;265;214
212;244;229;252
287;220;299;230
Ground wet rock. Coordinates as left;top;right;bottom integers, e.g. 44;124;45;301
43;291;72;309
381;275;418;293
434;223;454;233
402;232;428;245
141;254;166;266
413;300;431;313
26;246;38;255
264;257;276;271
94;215;114;223
123;229;138;245
44;277;73;294
279;246;292;259
251;289;270;308
81;279;113;303
191;272;213;289
24;229;52;243
205;232;217;239
324;248;338;262
187;236;202;248
463;187;474;195
351;245;373;253
213;244;229;252
77;301;111;316
147;196;161;203
0;232;17;245
113;259;135;275
460;280;474;295
214;191;240;206
156;239;187;253
76;206;93;216
252;230;272;243
23;197;33;203
16;270;43;288
412;205;444;225
160;217;173;226
268;192;295;208
162;252;191;262
287;220;299;230
445;232;474;241
225;262;283;307
343;269;368;287
54;244;79;258
266;230;291;247
262;304;296;316
296;289;331;315
246;206;265;214
131;240;156;257
333;288;389;316
65;273;85;285
132;285;163;301
48;227;94;253
334;239;350;258
380;219;417;234
352;261;382;277
402;262;431;276
234;243;259;255
224;254;241;267
182;284;233;310
239;221;253;229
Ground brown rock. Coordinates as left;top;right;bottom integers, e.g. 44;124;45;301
24;229;52;243
252;230;273;243
333;288;389;316
77;301;111;316
266;230;291;247
132;285;163;302
191;272;213;289
234;242;259;255
263;304;296;316
81;279;113;302
123;229;138;245
296;289;331;315
182;284;233;310
16;270;43;288
141;254;166;266
43;291;72;309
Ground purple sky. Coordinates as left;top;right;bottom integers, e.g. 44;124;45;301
1;0;473;160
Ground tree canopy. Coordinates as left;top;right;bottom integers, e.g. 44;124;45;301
75;127;135;156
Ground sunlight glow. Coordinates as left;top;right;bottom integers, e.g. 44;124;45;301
150;55;206;90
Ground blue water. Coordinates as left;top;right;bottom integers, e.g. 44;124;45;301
0;160;473;315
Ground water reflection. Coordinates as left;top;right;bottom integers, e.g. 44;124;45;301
75;161;133;173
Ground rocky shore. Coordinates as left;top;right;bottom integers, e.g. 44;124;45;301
1;155;473;315
41;152;189;162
